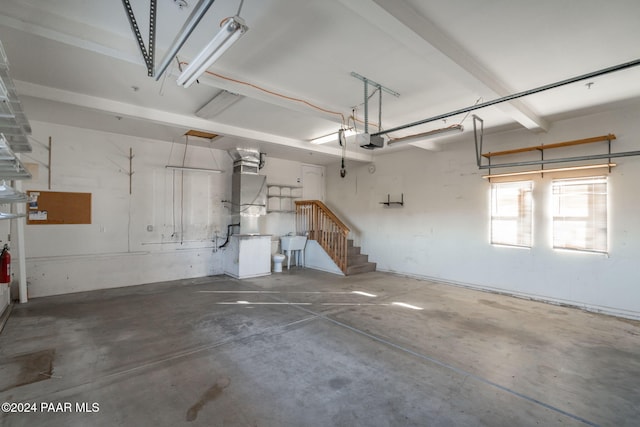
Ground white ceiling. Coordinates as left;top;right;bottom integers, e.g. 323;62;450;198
1;0;639;165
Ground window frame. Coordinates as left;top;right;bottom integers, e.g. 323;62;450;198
551;176;608;254
490;180;533;248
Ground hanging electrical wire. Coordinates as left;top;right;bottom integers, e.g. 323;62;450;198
207;139;222;171
185;63;347;125
459;97;483;125
339;128;347;178
351;87;380;110
174;59;395;138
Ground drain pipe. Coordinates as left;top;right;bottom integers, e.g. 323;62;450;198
218;223;240;249
372;58;640;137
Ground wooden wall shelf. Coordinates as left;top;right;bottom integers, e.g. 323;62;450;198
482;134;616;158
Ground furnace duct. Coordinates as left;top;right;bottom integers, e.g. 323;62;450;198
227;148;266;234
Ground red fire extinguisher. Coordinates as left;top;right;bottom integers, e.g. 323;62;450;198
0;244;10;284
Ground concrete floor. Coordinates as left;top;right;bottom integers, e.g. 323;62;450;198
0;270;639;427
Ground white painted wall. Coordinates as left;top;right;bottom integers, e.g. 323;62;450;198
259;156;301;240
258;157;323;256
13;123;324;297
19;121;233;297
326;103;640;319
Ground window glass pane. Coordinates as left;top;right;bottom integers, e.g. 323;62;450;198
552;177;607;253
491;181;532;247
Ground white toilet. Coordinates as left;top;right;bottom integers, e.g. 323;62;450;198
273;253;285;272
271;239;285;273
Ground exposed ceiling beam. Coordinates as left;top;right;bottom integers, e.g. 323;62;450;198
15;81;372;162
336;0;549;132
172;70;349;126
0;8;141;66
0;7;348;127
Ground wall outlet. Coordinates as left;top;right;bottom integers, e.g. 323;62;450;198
147;225;154;232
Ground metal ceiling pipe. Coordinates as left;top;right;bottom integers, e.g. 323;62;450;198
372;58;640;137
154;0;217;81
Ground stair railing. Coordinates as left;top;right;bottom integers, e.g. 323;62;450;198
295;200;349;273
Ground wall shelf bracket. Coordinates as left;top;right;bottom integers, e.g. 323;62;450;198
380;193;404;207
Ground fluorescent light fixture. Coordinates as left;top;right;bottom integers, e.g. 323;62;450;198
482;163;616;179
177;16;248;88
196;90;243;119
387;124;464;146
165;165;223;173
310;128;357;145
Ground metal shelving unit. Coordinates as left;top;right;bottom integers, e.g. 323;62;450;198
0;38;31;305
0;40;32;221
0;41;32;154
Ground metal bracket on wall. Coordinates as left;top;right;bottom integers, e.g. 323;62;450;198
380;193;404;207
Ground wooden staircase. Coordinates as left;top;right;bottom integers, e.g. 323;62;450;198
346;239;377;275
296;200;376;275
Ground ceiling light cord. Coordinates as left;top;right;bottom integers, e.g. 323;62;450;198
158;55;177;96
459;97;482;125
217;0;245;30
349;105;380;131
176;60;389;134
339;129;347;178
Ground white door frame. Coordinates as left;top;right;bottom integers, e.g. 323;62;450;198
301;164;325;201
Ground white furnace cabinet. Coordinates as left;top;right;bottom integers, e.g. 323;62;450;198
223;234;271;279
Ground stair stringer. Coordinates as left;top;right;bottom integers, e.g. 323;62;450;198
304;240;345;276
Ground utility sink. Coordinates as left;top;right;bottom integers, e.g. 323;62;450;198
280;236;307;269
280;235;307;251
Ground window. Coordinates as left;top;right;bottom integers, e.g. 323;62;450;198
552;177;608;253
491;181;533;247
